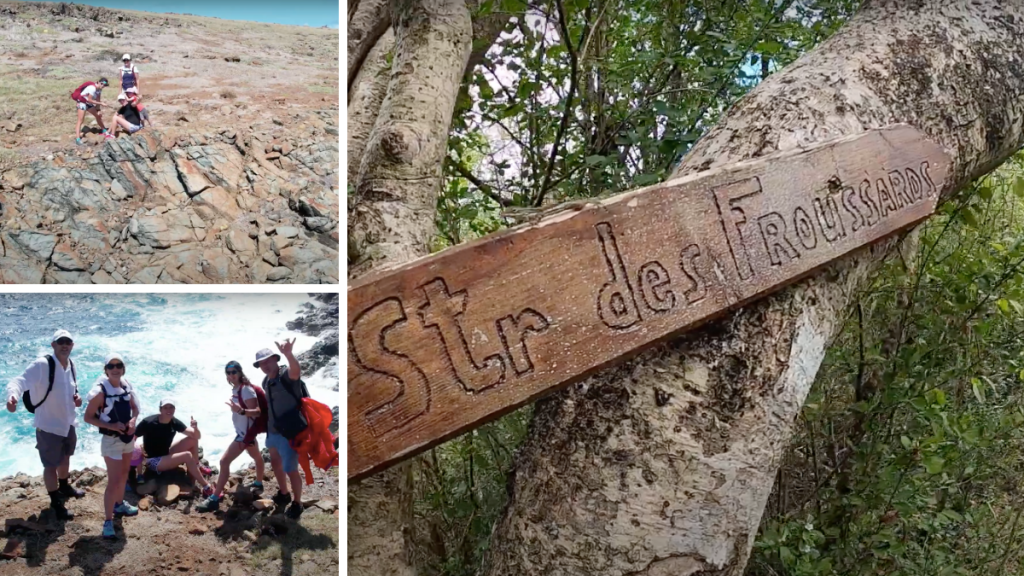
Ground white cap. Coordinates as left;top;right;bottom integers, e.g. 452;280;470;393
104;353;124;366
253;347;280;368
117;92;127;101
122;54;131;60
51;329;73;343
159;398;175;408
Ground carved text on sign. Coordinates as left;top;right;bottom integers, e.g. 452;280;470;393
348;127;952;480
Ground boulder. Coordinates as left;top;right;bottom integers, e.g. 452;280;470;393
157;483;180;506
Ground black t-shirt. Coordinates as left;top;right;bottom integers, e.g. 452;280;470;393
118;103;142;126
135;415;186;458
263;367;307;434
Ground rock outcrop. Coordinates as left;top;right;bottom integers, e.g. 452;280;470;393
0;124;339;284
291;293;340;391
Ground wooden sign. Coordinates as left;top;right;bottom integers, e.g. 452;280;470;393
347;126;951;481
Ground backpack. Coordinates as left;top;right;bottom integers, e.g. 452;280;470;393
238;383;269;444
94;379;136;443
263;370;310;440
24;356;77;413
70;81;95;103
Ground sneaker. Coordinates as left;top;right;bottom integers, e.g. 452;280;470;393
271;490;292;506
199;465;214;477
285;502;303;519
58;482;85;499
201;484;214;498
113;501;138;517
104;133;114;140
102;519;116;540
75;137;84;145
250;481;264;494
50;500;74;521
196;494;220;513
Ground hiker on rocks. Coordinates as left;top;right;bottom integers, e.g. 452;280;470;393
127;92;152;128
4;329;85;521
109;92;145;138
83;353;141;540
134;399;215;497
119;54;141;97
196;361;266;513
70;77;110;145
256;340;308;519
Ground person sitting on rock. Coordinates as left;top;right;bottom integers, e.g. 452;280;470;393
134;399;214;497
127;92;152;128
83;353;141;540
255;339;308;519
196;361;266;513
109;93;145;138
71;77;110;145
4;329;85;521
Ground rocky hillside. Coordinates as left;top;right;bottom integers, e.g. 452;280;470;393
0;295;341;575
0;2;339;284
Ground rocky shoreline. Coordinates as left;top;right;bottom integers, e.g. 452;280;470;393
0;294;341;574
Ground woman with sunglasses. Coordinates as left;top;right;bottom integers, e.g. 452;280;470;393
196;361;265;512
84;353;140;540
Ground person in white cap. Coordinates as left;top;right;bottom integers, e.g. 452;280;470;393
119;54;140;97
84;353;141;540
254;338;308;519
109;92;145;138
5;329;84;521
133;398;214;496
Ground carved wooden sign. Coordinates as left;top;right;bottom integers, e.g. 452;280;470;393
348;126;951;480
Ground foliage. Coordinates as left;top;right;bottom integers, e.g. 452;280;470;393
748;154;1024;576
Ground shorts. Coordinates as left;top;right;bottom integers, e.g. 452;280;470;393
76;102;96;111
233;432;255;447
101;434;135;460
124;122;142;134
36;426;77;469
265;432;297;473
145;457;164;473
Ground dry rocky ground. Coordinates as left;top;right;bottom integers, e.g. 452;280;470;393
0;2;339;284
0;294;341;575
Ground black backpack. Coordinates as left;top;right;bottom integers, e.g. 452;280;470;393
263;368;310;440
24;355;77;413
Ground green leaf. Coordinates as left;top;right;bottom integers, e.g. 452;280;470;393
923;455;945;474
900;435;912;449
971;377;986;403
997;298;1010;314
585;155;607;166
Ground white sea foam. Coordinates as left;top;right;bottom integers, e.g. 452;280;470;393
0;294;337;477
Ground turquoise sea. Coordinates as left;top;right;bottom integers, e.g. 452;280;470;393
0;293;337;477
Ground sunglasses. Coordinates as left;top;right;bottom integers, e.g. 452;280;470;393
106;362;125;370
55;338;73;345
226;370;239;375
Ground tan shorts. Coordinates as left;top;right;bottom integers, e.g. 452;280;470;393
101;434;135;460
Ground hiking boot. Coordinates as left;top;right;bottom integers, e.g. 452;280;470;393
272;490;292;506
285;502;303;520
58;482;85;499
51;500;74;521
114;501;138;517
102;519;116;540
196;494;220;513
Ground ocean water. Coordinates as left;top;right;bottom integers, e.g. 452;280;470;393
0;293;338;477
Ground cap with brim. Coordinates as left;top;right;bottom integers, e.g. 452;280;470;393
159;398;175;408
104;353;124;366
52;329;73;343
117;92;127;101
253;348;281;368
122;54;131;60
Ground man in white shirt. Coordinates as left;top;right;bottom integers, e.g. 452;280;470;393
5;329;85;521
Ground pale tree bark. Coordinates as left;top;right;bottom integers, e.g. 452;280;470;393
481;1;1024;575
347;1;473;574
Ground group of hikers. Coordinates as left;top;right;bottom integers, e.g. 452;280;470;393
70;54;152;145
4;330;338;541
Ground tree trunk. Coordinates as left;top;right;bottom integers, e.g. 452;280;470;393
481;1;1024;574
347;0;473;574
